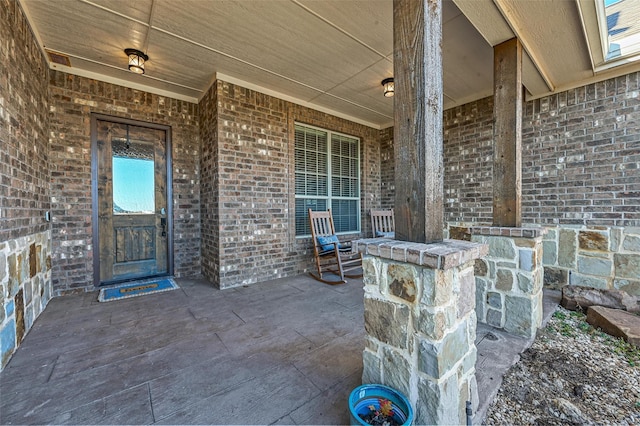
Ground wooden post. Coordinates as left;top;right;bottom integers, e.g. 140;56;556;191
393;0;444;244
493;38;522;227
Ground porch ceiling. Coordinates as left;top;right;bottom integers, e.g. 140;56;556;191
19;0;640;128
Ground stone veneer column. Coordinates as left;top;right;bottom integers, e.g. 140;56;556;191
1;231;52;370
469;226;546;338
354;238;488;425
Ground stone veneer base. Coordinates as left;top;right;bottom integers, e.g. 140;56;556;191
1;230;52;370
355;238;488;425
469;226;546;338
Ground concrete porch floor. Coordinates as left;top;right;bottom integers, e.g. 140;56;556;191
0;275;559;425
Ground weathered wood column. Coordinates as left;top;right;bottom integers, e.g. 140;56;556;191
357;0;487;424
492;38;523;227
393;0;443;243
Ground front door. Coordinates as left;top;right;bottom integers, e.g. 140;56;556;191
92;115;173;285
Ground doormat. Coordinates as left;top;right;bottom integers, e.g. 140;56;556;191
98;277;179;302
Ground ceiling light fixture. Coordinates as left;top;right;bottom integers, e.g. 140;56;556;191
124;48;148;74
381;78;394;97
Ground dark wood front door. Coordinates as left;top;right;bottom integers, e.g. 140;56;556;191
92;115;173;286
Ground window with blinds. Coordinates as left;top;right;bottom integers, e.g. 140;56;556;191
295;123;360;237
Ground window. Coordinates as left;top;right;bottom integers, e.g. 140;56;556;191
295;124;360;237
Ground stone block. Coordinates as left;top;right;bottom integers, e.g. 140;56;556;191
610;227;623;252
558;229;577;268
577;255;612;277
381;346;411;398
614;279;640;297
513;238;535;248
460;345;477;375
415;307;454;341
486;308;502;327
496;269;513;291
29;243;37;278
578;231;609;252
474;259;488;277
450;226;471;241
5;299;15;318
543;228;557;241
7;254;19;298
570;272;609;289
504;294;539;338
417;373;460;425
586;306;640;347
623;235;640;252
421;269;453;307
543;240;558;265
487;292;502;309
15;289;25;345
1;319;16;368
0;253;6;283
418;320;469;379
614;254;640;279
475;278;486;322
561;285;640;313
362;349;382;384
24;277;33;306
387;264;418;303
488;237;516;260
543;267;567;289
518;272;533;293
364;297;409;349
362;257;379;288
457;269;476;318
519;249;535;272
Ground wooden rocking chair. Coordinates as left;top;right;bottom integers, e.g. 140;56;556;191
370;208;395;238
308;208;363;284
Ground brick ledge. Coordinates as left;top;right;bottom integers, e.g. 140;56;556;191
469;226;547;238
353;238;488;270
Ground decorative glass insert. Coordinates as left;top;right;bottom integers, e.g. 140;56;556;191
112;138;155;214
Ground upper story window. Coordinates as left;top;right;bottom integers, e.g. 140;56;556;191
592;0;640;69
294;123;360;237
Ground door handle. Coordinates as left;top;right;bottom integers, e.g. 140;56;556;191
160;217;167;237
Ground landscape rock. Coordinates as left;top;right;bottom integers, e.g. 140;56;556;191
586;306;640;347
560;285;640;313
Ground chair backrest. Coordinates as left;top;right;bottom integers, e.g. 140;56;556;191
371;209;394;237
309;209;336;239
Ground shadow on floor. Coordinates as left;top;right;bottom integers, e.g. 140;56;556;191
0;275;559;425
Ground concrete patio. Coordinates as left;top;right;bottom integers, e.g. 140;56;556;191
0;275;560;425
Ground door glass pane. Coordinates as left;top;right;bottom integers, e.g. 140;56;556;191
112;138;155;214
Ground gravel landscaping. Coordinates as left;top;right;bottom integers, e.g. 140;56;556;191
484;307;640;425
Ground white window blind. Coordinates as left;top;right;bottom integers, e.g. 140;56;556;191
295;124;360;236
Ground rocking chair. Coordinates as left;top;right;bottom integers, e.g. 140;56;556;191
308;208;363;284
370;208;395;238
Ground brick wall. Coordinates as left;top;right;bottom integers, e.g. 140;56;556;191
199;82;219;285
49;71;200;294
440;72;640;227
200;80;381;289
422;71;640;294
522;73;639;226
0;0;50;242
379;126;394;210
0;0;52;371
443;99;494;224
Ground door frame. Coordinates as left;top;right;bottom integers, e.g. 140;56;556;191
90;113;174;287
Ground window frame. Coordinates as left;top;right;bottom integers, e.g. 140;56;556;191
294;122;361;238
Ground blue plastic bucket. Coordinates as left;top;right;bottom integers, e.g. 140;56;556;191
349;384;414;426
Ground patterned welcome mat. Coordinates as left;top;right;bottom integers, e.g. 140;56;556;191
98;277;179;302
